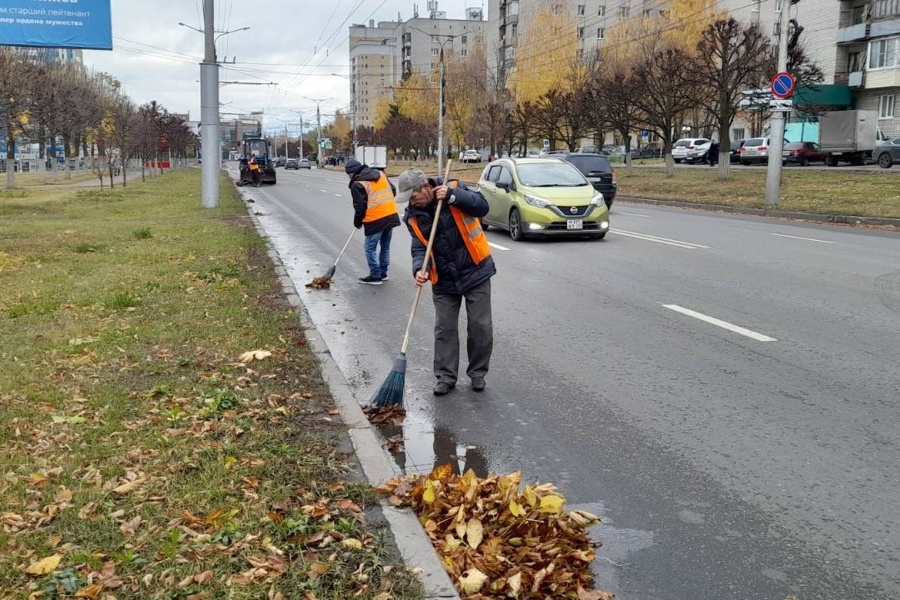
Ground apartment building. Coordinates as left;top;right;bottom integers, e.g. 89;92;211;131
833;0;900;136
348;2;485;128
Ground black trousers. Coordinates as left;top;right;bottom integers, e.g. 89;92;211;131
432;279;493;383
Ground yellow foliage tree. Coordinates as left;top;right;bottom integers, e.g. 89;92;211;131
507;5;580;104
392;72;437;126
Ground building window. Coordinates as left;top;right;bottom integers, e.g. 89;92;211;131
732;128;746;140
432;47;439;56
848;51;861;72
461;49;467;56
869;37;898;69
880;94;895;118
577;4;585;15
851;4;867;25
619;6;629;18
578;26;584;39
643;8;652;17
598;5;606;16
462;35;467;43
597;27;605;39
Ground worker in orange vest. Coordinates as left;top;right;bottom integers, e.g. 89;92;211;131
397;168;496;396
248;156;261;187
345;159;400;285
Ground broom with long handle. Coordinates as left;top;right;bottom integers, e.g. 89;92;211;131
306;227;357;288
370;161;452;408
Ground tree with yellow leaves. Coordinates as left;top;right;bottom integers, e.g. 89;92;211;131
507;5;580;105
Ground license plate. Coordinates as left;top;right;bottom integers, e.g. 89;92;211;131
833;152;843;155
566;219;583;230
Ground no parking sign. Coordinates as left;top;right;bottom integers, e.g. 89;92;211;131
771;72;797;100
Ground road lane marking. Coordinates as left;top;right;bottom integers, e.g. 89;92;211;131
771;233;835;244
616;211;651;218
611;229;709;250
663;304;777;342
319;189;328;193
334;193;342;197
488;241;509;251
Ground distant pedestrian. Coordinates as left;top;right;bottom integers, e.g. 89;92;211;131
397;168;496;396
708;141;720;166
345;158;400;285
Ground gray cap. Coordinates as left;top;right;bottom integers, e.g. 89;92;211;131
396;168;428;203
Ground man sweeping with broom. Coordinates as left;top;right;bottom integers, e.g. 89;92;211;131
398;168;496;396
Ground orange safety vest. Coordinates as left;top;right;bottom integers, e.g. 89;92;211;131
249;160;260;171
408;191;491;284
360;172;399;222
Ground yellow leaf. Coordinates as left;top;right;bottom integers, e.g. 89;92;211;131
422;480;436;504
341;538;363;550
465;518;483;550
538;494;565;514
458;568;488;594
240;350;272;363
444;535;461;552
507;572;522;595
112;477;147;495
523;485;537;507
224;456;237;469
26;554;61;575
509;499;524;517
74;583;103;598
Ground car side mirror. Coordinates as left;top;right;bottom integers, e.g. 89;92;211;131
497;181;510;192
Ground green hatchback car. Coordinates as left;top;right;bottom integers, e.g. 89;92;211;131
476;158;610;241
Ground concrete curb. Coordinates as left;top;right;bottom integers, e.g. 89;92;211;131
236;184;460;600
617;195;900;228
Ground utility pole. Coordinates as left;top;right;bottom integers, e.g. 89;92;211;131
765;0;790;206
304;98;328;167
284;123;289;159
200;0;219;208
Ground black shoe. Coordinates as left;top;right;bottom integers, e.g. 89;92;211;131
471;377;486;392
380;274;389;281
433;381;455;396
358;276;383;285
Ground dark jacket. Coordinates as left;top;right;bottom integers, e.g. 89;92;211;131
404;177;496;295
349;167;400;235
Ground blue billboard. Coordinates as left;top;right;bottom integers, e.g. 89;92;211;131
0;0;112;50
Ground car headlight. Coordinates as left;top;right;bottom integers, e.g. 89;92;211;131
524;194;553;208
590;192;605;207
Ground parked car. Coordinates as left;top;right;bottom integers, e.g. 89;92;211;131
633;146;662;159
783;142;827;166
476;158;610;241
671;138;711;163
275;157;287;168
299;158;311;169
729;139;746;163
285;158;299;169
462;149;482;163
551;152;617;209
740;137;790;165
872;137;900;168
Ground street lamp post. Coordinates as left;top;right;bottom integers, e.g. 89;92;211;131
304;98;329;167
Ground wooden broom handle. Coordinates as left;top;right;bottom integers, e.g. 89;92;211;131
400;160;452;354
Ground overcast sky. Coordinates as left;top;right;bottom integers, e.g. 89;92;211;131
82;0;483;135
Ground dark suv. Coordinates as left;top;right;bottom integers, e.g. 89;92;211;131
553;152;617;209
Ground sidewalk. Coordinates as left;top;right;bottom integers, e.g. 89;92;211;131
234;178;461;600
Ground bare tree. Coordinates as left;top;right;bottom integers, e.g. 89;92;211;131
587;61;644;173
695;18;772;179
632;46;702;177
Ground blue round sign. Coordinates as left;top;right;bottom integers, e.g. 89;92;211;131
771;72;797;99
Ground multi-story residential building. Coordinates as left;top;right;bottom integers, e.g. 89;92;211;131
348;2;485;129
833;0;900;136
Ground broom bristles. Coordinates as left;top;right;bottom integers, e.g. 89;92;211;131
370;354;407;407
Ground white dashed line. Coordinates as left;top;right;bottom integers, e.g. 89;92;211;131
488;241;509;251
663;304;777;342
334;193;342;197
771;233;835;244
611;229;709;250
616;211;651;218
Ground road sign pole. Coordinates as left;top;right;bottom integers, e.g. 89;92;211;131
765;1;790;206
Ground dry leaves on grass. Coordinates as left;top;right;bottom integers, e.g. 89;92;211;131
240;349;272;363
378;465;613;599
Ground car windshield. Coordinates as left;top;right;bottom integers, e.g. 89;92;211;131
564;155;612;175
515;162;589;187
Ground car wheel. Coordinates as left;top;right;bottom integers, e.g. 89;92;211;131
508;208;525;242
878;153;893;169
674;159;682;164
740;159;750;166
800;158;808;167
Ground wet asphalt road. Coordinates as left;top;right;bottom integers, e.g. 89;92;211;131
238;165;900;600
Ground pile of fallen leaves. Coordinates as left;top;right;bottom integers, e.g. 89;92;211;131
305;275;333;289
378;465;613;599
